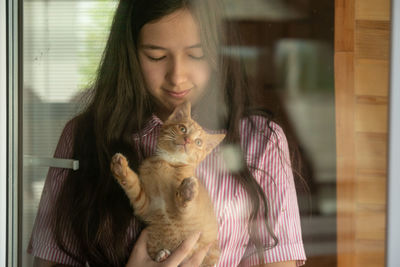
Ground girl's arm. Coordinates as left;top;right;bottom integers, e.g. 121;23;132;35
33;231;209;267
238;120;305;266
126;229;211;267
29;121;78;267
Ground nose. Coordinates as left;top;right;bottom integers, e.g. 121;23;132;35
184;136;191;144
167;57;188;86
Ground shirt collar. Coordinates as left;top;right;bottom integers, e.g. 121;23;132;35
132;113;227;140
132;113;163;140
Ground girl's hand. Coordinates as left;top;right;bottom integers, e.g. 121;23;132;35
126;229;211;267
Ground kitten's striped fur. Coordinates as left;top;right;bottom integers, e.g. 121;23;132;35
111;102;224;266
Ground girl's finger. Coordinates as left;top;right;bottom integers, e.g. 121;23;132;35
128;229;151;262
181;243;212;267
163;232;201;266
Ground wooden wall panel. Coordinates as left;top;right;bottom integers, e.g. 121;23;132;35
335;0;355;51
355;175;386;205
355;132;387;172
355;204;386;240
355;59;389;97
355;241;385;267
355;0;391;21
355;20;390;60
335;51;356;267
355;99;388;133
335;0;390;266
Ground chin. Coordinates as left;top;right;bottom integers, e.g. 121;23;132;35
167;98;187;108
178;147;187;154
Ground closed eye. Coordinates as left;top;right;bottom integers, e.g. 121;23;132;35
189;54;205;60
147;55;166;61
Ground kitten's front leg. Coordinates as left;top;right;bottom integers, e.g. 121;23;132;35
111;153;148;217
175;177;199;209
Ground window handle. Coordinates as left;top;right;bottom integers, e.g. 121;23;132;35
24;155;79;170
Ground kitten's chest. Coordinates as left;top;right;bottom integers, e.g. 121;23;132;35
140;160;194;201
140;160;193;182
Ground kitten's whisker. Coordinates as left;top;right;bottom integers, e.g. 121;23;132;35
160;136;175;141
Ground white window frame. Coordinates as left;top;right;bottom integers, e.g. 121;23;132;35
387;0;400;266
2;0;20;266
1;0;7;264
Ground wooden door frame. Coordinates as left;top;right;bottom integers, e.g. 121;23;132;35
335;0;391;266
386;0;400;266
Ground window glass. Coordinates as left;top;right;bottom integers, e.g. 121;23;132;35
23;1;117;265
222;1;336;264
22;0;335;266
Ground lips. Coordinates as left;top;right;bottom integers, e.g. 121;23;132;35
163;88;191;99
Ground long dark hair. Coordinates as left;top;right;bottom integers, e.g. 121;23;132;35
53;0;279;265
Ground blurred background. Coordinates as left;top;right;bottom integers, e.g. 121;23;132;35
22;0;335;266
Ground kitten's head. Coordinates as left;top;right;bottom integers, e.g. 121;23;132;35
156;102;225;165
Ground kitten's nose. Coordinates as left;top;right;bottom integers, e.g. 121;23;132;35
184;136;191;144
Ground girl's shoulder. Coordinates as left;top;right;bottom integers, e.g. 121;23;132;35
239;115;291;167
62;117;77;136
54;117;78;159
239;114;287;144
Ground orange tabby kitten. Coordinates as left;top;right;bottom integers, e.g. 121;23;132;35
110;102;224;266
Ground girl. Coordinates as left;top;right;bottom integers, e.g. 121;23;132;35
28;0;306;266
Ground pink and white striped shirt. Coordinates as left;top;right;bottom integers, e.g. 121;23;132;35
28;114;306;266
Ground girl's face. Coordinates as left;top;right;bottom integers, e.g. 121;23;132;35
138;9;211;120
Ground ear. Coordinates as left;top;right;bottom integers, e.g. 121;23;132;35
206;133;226;153
166;102;191;123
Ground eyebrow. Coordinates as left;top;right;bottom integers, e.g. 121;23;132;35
140;43;202;50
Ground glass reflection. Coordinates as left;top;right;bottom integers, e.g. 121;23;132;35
22;0;335;266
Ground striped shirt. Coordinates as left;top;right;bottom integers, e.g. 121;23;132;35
28;114;306;266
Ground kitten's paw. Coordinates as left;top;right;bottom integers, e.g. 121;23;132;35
155;249;171;262
176;177;198;206
110;153;128;184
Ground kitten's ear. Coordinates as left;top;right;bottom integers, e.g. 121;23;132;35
167;102;191;123
206;133;226;153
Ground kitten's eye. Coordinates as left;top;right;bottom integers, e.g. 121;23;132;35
179;125;187;133
195;139;202;146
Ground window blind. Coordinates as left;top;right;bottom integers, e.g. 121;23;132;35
22;1;117;265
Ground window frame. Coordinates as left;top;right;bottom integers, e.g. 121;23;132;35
386;0;400;266
2;0;22;266
1;0;7;263
1;0;400;266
